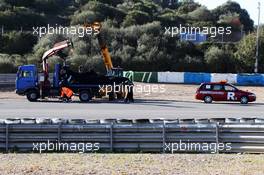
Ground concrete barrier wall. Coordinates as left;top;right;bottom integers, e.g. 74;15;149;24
0;73;264;86
237;74;264;86
158;72;184;83
184;72;211;84
133;72;158;83
211;73;237;84
124;72;264;86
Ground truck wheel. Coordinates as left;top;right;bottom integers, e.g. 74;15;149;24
26;90;39;102
79;91;90;102
204;96;213;103
240;96;248;104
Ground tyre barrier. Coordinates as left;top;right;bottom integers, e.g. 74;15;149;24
1;118;264;153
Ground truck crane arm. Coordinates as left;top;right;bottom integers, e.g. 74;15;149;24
84;22;115;76
41;40;72;78
97;33;114;75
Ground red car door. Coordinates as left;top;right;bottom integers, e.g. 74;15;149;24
223;84;238;101
211;84;225;101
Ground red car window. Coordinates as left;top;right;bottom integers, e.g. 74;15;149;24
204;84;211;90
224;85;236;91
199;84;212;90
212;84;223;91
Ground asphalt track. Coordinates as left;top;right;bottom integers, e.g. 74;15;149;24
0;99;264;119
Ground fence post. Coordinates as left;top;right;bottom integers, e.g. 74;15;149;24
5;124;9;152
57;123;62;143
162;121;166;153
215;122;219;154
110;123;113;152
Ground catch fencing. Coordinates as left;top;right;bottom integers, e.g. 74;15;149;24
1;118;264;153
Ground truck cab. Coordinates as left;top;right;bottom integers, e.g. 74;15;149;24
16;65;38;96
16;64;62;102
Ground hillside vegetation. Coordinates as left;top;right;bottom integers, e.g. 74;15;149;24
0;0;263;73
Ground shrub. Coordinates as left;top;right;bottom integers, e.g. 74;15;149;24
205;46;236;73
0;31;37;55
0;54;22;73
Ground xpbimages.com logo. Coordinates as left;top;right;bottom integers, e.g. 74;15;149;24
99;83;166;96
164;140;232;154
32;24;100;38
32;140;100;153
164;24;232;38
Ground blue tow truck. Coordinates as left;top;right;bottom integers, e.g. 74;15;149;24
16;63;65;101
15;40;133;102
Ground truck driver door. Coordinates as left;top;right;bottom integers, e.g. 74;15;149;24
16;67;36;91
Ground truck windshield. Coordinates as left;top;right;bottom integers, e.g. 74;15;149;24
20;71;33;78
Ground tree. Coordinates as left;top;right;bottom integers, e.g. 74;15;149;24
187;6;212;21
0;31;37;55
0;54;26;73
177;0;201;14
0;0;259;73
133;1;159;16
122;10;151;27
96;0;124;7
235;27;264;72
212;1;253;32
3;0;34;7
158;12;185;26
0;7;47;30
33;0;64;14
78;1;126;24
71;10;97;25
205;46;236;73
0;0;10;10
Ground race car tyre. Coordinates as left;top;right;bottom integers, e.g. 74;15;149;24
79;91;90;102
26;90;39;102
204;96;213;103
240;96;248;104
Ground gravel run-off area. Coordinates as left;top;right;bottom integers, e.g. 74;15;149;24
0;154;264;175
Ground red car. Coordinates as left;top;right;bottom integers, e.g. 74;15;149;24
195;82;256;104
